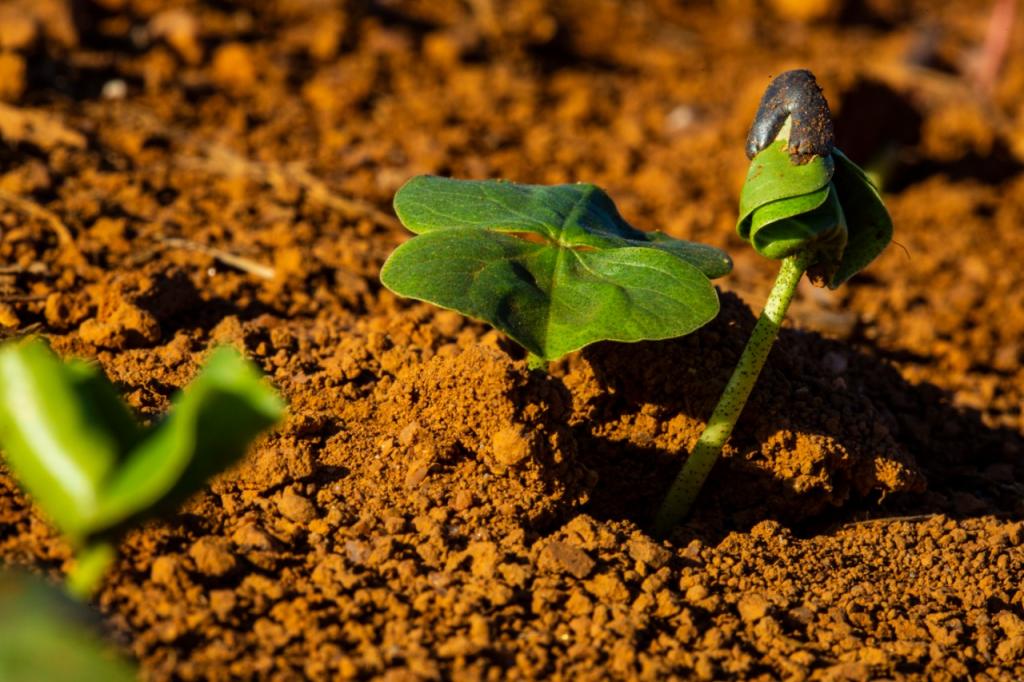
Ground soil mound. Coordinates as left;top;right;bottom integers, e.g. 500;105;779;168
565;291;925;526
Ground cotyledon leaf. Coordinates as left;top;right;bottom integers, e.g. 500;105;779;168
737;140;839;258
393;176;732;278
382;176;732;361
827;149;893;287
92;346;284;532
0;340;139;540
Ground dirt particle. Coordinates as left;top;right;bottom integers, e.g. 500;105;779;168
433;311;464;337
694;653;715;680
822;351;848;375
450;490;474;511
150;555;179;586
469;613;490;647
768;0;840;22
466;541;499;578
149;8;201;64
404;459;431;489
189;537;236;577
686;584;710;603
209;590;236;620
585;573;629;601
997;636;1024;662
0;303;18;328
0;52;26;101
79;298;160;349
626;535;670;569
737;593;771;622
490;424;534;471
0;8;37;51
822;661;871;681
857;647;889;666
398;421;420;446
538;540;595;579
996;611;1024;637
277;488;316;523
211;42;257;91
232;523;274;551
344;540;370;565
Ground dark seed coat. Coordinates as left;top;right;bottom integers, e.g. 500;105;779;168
746;69;834;164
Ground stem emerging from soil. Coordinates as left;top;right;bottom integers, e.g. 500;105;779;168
66;542;116;600
526;352;547;372
654;251;815;534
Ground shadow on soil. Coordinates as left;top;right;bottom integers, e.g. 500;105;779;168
563;292;1024;545
835;78;1024;192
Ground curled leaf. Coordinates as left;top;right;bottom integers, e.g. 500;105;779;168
736;141;891;288
827;149;894;286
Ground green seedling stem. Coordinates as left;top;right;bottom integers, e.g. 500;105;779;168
654;69;892;533
654;250;813;534
526;352;548;372
66;542;116;600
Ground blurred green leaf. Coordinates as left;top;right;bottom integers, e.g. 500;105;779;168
95;347;284;529
382;176;732;361
0;572;136;682
0;341;284;545
0;341;134;540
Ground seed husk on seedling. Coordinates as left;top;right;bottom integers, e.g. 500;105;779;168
0;339;285;598
654;69;893;533
380;176;733;367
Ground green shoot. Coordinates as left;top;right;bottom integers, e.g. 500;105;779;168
0;339;285;597
654;70;892;533
381;176;732;365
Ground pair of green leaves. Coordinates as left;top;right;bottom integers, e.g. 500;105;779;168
0;340;284;548
737;141;892;287
381;176;733;362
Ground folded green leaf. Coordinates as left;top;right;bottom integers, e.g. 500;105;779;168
382;176;732;361
736;141;891;288
0;572;136;682
737;141;845;262
827;150;893;286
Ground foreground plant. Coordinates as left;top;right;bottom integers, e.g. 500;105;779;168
381;176;732;367
0;339;284;597
654;70;893;533
0;572;135;681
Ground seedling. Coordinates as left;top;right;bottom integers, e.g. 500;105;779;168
381;176;732;367
654;70;893;533
0;339;284;598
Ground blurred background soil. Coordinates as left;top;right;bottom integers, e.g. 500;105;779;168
1;0;1024;679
